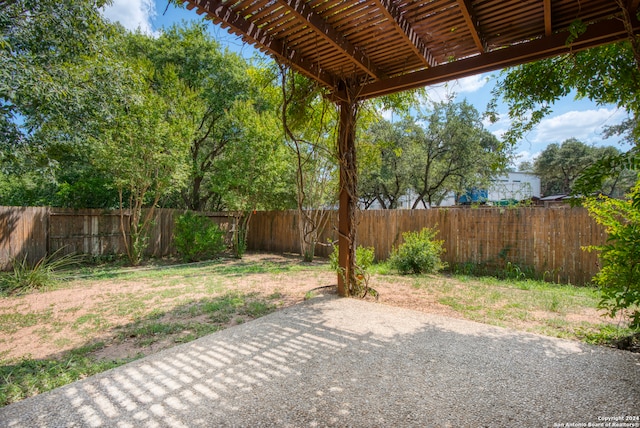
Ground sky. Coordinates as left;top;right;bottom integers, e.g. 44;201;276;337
101;0;631;169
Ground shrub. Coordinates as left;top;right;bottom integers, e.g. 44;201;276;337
584;184;640;329
173;212;226;262
389;227;446;275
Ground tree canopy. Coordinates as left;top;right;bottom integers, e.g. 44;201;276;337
359;99;509;208
491;38;640;196
533;139;634;197
0;3;297;212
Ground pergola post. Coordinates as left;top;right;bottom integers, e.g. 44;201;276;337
337;96;358;297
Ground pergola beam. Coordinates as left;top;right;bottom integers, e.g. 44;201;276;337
277;0;387;80
457;0;486;52
186;0;337;90
356;17;637;100
374;0;437;67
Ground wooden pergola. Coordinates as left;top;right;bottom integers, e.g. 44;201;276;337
183;0;639;296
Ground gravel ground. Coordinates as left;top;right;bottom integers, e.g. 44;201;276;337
1;294;639;427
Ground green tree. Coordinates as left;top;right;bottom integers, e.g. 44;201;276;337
94;61;195;264
360;99;508;209
127;23;261;212
217;98;296;256
359;118;413;209
0;0;121;207
584;182;640;329
532;139;632;196
411;100;506;208
517;161;534;172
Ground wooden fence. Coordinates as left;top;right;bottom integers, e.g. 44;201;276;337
0;206;606;285
0;207;48;270
247;207;607;285
0;207;238;268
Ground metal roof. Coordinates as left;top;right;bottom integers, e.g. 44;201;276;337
183;0;639;100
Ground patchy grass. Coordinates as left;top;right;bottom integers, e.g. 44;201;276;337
384;272;635;345
0;254;327;407
0;343;134;407
0;253;636;408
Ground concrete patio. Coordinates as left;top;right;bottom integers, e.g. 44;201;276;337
1;295;638;427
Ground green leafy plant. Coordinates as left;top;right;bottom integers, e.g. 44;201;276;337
329;245;376;296
389;227;447;275
0;249;84;295
173;211;226;262
583;182;640;329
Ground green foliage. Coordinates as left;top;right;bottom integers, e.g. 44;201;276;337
0;0;122;208
329;245;376;293
0;250;84;295
574;148;640;199
1;10;296;212
0;344;130;407
359;99;509;209
533;139;633;197
389;227;447;275
173;212;226;262
492;42;640;146
584;182;640;329
577;325;640;351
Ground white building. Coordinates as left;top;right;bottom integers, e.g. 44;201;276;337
363;172;541;209
438;172;541;206
488;172;541;202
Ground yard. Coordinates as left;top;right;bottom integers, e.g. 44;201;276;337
0;252;636;407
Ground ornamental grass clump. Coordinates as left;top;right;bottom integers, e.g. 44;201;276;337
0;249;83;295
389;227;447;275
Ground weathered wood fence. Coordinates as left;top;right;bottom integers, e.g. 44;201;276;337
0;206;606;284
0;207;237;269
248;207;606;285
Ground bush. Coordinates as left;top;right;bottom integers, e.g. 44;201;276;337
584;184;640;329
389;227;446;275
173;212;226;262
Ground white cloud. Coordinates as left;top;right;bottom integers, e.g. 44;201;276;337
379;108;394;121
513;150;541;168
101;0;157;35
421;73;489;105
454;74;488;93
531;108;627;145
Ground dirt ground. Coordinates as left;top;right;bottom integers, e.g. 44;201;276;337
0;253;620;363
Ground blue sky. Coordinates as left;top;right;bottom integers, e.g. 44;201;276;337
102;0;630;168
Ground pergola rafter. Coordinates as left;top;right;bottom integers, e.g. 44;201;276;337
274;0;387;80
356;16;636;100
373;0;437;68
544;0;553;36
185;0;338;89
456;0;486;52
